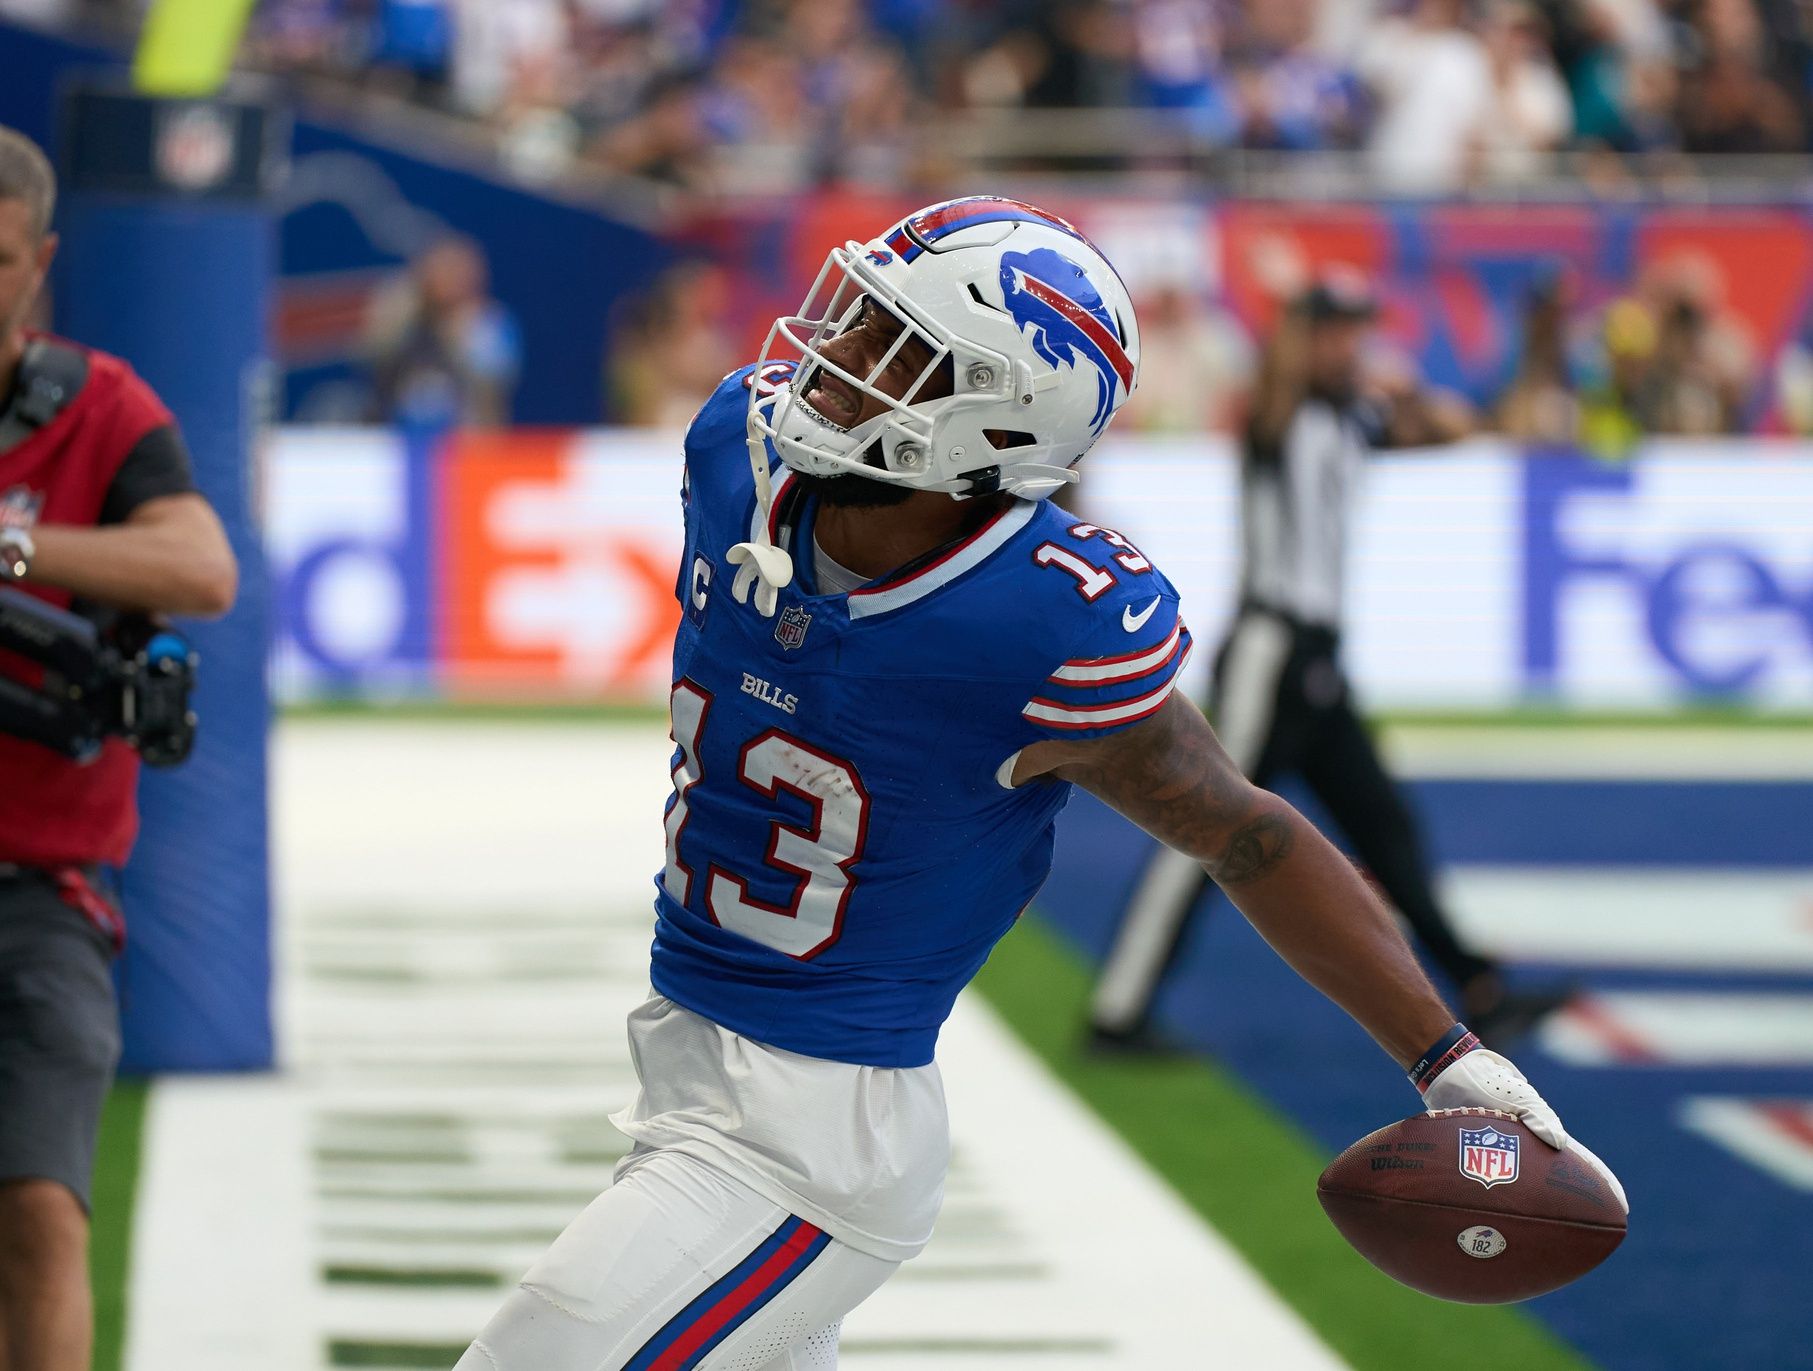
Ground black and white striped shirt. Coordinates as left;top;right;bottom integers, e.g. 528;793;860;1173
1239;396;1379;630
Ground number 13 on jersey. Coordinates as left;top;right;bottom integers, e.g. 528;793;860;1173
663;680;872;959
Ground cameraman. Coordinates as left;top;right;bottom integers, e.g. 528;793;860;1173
0;127;236;1371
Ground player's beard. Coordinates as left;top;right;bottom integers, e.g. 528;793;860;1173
796;469;916;508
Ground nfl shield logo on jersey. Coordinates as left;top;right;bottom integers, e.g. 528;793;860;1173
775;605;812;651
1458;1123;1520;1189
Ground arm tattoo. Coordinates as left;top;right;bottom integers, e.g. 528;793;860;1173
1204;812;1294;887
1054;694;1293;887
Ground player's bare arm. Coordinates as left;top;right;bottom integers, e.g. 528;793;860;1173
1374;374;1475;448
1247;300;1312;450
22;492;237;618
1013;692;1455;1067
1017;688;1627;1210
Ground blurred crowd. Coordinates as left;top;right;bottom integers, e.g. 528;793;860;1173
14;0;1800;192
345;224;1773;445
1494;255;1756;447
364;235;522;429
1127;244;1776;446
595;245;1768;448
5;0;1798;435
213;0;1813;193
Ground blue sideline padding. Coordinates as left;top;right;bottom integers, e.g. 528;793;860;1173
56;85;279;1072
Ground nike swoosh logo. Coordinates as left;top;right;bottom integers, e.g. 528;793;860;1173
1122;597;1161;633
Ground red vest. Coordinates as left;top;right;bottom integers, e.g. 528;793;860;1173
0;334;174;867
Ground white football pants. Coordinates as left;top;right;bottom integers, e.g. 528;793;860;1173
453;1149;899;1371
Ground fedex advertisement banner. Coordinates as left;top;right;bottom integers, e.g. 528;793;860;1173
267;429;1813;710
268;429;684;702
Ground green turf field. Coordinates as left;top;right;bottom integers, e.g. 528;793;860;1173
90;1079;148;1371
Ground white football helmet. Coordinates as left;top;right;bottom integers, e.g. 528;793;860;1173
728;197;1141;616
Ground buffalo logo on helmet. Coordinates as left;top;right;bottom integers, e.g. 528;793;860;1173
1458;1123;1521;1190
998;248;1134;436
774;605;812;651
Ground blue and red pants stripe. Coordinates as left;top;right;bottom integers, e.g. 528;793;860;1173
624;1215;831;1371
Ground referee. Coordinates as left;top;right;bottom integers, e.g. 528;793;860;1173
0;127;237;1371
1089;268;1568;1052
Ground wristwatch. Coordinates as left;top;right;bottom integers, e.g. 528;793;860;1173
0;526;34;582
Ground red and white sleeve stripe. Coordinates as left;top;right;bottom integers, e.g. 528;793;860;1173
1022;622;1194;735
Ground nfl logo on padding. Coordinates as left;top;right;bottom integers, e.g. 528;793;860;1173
775;605;812;651
1458;1124;1520;1189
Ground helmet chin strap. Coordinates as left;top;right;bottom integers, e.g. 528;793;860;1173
726;426;795;618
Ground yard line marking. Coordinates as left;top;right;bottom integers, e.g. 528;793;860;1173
1382;724;1813;779
1549;996;1661;1065
1445;868;1813;972
1679;1098;1813;1191
1543;992;1813;1068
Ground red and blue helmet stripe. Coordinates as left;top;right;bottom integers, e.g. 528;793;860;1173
999;246;1132;433
881;196;1097;263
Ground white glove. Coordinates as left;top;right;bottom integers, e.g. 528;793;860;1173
1424;1044;1629;1215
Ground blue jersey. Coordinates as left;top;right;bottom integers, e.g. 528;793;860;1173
651;370;1192;1067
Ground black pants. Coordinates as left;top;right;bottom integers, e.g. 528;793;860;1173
1090;609;1494;1035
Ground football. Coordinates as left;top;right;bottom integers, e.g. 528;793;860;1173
1317;1108;1627;1304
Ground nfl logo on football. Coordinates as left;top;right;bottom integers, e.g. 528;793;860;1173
1458;1124;1520;1189
774;605;812;651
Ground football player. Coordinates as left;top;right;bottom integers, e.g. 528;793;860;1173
454;199;1623;1371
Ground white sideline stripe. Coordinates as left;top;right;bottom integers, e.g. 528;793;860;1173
126;1079;315;1371
1540;992;1813;1067
1443;867;1813;972
1381;724;1813;779
1679;1099;1813;1191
